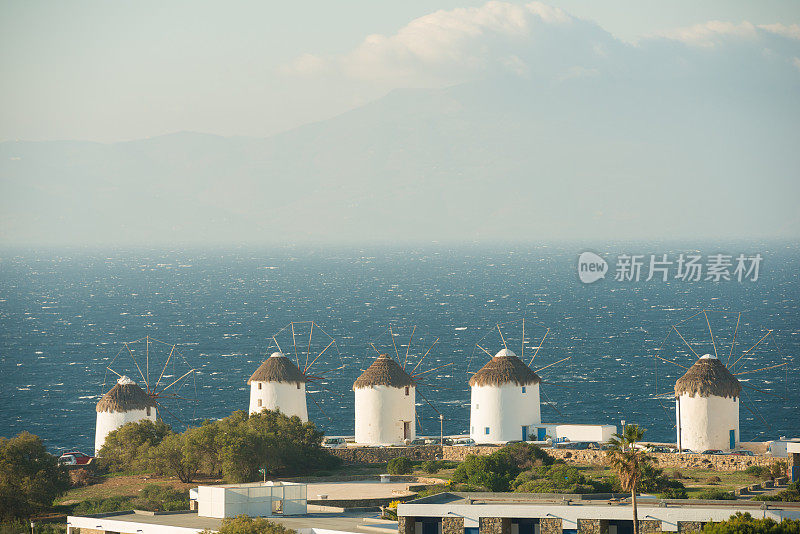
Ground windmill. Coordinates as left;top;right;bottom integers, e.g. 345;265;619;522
95;336;198;455
651;309;791;452
248;321;344;423
467;318;571;444
353;325;449;445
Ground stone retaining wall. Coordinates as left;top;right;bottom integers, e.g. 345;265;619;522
330;445;441;464
334;444;783;472
444;446;782;471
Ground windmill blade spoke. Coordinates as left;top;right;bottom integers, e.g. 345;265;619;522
152;344;175;395
389;325;401;362
305;321;314;373
305;340;335;373
476;344;493;358
727;312;741;367
741;383;786;402
290;322;300;369
733;362;788;376
154;399;189;428
740;388;771;431
703;311;719;359
535;356;571;374
527;328;549;367
731;330;772;370
159;368;196;393
125;342;149;391
307;394;334;423
415;386;441;416
411;362;454;379
497;323;508;349
653;355;688;370
404;326;416;370
672;325;699;359
106;366;123;378
411;338;439;374
540;387;563;417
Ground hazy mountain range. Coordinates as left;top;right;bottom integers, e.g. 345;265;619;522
2;47;799;245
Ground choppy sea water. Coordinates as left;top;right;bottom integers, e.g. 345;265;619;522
0;243;797;453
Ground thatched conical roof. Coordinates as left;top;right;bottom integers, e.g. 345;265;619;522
96;376;156;413
675;354;741;399
248;352;307;384
353;354;415;389
469;348;541;387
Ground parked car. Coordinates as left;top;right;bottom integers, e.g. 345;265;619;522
730;450;755;456
425;437;453;446
322;437;347;449
647;446;674;454
452;438;476;446
558;441;591;450
700;449;726;455
58;451;93;466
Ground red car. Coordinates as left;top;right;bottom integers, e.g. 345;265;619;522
58;451;93;466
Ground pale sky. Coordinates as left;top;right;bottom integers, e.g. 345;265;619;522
1;0;799;142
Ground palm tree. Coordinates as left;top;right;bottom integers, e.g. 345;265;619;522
606;424;651;534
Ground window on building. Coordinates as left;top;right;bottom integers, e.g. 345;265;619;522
258;383;262;390
146;406;151;416
475;404;479;409
485;427;490;435
258;399;262;407
405;386;410;395
297;383;301;389
522;386;526;393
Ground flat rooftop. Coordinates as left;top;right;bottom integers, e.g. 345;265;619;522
70;509;389;533
305;481;415;500
407;492;800;511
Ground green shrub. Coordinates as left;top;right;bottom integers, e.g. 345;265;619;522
422;461;440;474
660;487;688;499
696;489;736;500
451;453;518;492
499;443;555;469
704;476;722;485
0;432;70;520
204;515;296;534
700;512;800;533
745;465;770;479
387;457;413;475
751;482;800;502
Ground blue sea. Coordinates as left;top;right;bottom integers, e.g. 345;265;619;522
1;243;797;453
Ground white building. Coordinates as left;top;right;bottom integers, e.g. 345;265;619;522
469;349;541;444
193;481;307;518
95;376;157;456
675;354;741;452
353;354;416;445
248;352;308;421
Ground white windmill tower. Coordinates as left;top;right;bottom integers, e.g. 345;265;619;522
674;354;741;452
468;319;570;444
248;321;343;422
652;310;790;452
95;376;157;455
354;354;417;445
95;336;197;456
354;326;447;446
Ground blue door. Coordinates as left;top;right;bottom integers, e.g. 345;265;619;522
522;426;528;441
537;427;547;441
730;429;736;449
465;528;479;534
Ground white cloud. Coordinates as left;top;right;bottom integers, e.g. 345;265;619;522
283;1;800;90
284;1;603;87
653;21;800;47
